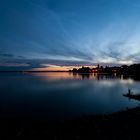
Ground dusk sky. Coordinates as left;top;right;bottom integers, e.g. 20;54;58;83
1;0;140;71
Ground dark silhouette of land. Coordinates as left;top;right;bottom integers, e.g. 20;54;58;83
69;63;140;81
1;63;140;77
70;63;140;76
1;106;140;139
0;70;68;73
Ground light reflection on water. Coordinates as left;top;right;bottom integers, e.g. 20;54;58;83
30;72;97;80
0;72;140;121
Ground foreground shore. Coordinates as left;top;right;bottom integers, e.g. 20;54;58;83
1;106;140;139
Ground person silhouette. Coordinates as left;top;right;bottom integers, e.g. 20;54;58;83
128;89;131;95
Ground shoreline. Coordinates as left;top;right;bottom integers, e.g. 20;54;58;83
1;106;140;139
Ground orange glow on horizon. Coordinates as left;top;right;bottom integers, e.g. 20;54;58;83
32;67;69;71
31;65;96;71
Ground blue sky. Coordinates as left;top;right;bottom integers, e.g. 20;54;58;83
0;0;140;70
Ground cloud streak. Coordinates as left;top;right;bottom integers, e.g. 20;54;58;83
1;0;140;70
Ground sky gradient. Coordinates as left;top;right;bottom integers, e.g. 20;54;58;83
1;0;140;70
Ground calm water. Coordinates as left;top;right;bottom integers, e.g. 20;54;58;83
0;72;140;122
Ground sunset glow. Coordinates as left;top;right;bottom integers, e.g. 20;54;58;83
1;0;140;71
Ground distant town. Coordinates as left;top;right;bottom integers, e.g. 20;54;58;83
1;63;140;78
69;63;140;77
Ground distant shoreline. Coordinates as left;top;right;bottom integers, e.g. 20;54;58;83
0;70;138;75
0;70;69;73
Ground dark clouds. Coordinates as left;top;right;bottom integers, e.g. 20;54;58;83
0;53;14;58
0;0;140;70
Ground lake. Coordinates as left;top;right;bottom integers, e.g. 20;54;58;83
0;72;140;122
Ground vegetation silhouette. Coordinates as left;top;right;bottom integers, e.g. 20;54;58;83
70;63;140;80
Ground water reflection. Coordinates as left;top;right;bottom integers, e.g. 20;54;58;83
30;72;137;82
0;72;140;121
30;72;97;81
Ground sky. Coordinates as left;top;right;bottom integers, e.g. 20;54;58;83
0;0;140;71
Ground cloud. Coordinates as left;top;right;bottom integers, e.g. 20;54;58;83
0;53;26;59
1;0;140;70
0;53;14;58
0;63;30;67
